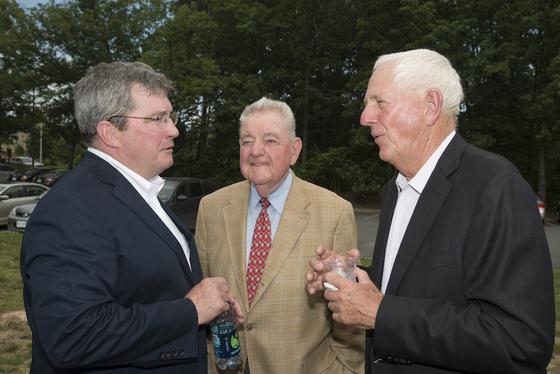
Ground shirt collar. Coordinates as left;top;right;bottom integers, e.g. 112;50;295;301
249;169;293;214
395;130;456;194
87;147;165;199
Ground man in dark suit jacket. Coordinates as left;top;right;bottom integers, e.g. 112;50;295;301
306;49;554;373
20;61;242;373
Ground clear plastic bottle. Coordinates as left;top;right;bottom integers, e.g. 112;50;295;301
210;311;241;370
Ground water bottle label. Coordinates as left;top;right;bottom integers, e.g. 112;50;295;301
211;321;240;359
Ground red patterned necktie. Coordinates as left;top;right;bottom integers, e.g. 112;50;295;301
247;198;271;305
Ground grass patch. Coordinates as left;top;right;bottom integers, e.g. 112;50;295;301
0;231;30;373
0;311;31;374
0;232;23;313
359;257;372;267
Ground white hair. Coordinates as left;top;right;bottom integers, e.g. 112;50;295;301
374;49;464;118
239;97;296;140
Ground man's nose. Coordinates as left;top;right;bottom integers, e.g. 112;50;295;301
168;122;180;138
250;139;265;155
360;106;376;127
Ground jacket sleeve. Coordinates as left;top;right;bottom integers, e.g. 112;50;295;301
328;200;365;373
195;197;210;278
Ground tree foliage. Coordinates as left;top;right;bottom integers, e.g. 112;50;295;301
3;0;560;204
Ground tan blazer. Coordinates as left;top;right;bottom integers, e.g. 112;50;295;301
196;174;364;373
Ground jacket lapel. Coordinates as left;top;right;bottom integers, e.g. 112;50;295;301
84;153;196;285
384;134;467;294
160;200;201;284
249;176;309;308
113;178;197;284
223;183;251;307
371;179;398;286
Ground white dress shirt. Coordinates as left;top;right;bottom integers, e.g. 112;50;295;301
88;147;191;268
381;131;456;292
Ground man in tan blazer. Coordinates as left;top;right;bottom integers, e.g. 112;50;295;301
196;97;364;373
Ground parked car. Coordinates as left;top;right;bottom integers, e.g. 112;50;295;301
7;191;47;231
158;177;216;231
537;198;545;222
0;182;49;226
8;167;35;182
0;164;16;182
19;167;53;182
9;156;43;167
35;169;68;187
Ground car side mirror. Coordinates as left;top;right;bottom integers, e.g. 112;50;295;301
0;195;9;201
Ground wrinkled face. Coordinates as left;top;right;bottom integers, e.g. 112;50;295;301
360;64;427;174
239;110;302;197
114;84;179;179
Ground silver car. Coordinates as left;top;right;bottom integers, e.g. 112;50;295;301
0;182;49;226
7;191;47;232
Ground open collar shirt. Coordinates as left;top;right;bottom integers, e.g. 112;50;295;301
381;130;456;292
88;147;191;268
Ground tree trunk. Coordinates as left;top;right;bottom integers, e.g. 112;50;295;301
196;97;209;162
538;142;546;204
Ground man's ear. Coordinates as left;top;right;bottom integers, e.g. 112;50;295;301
290;137;303;165
424;88;443;126
96;121;120;148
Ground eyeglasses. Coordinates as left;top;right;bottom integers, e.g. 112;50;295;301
107;112;179;127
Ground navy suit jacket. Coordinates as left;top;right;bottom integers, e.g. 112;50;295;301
21;152;207;373
365;134;555;373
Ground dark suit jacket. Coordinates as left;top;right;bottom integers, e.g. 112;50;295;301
20;152;207;373
365;134;555;373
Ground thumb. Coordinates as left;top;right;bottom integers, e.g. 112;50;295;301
347;248;360;262
356;268;373;284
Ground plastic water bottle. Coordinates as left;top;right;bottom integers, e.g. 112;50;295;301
210;311;241;370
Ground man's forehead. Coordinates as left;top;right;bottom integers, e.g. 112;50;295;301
242;113;288;134
240;128;282;137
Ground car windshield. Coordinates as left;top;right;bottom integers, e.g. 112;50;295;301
45;169;65;177
158;180;180;202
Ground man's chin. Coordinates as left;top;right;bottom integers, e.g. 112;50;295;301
156;158;174;175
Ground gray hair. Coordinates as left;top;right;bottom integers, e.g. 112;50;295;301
74;61;173;144
374;49;464;119
239;97;296;140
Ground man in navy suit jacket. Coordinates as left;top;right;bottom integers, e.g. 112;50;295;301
306;49;554;373
20;61;243;373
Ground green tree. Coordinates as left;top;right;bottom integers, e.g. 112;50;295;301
6;0;169;167
0;0;42;157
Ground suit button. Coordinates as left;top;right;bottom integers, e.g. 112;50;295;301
179;350;185;356
159;352;165;360
172;350;178;357
165;351;172;359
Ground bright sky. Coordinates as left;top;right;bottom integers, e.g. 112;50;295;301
17;0;49;9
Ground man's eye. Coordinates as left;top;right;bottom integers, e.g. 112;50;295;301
153;115;164;122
